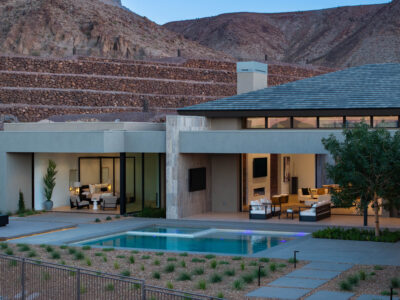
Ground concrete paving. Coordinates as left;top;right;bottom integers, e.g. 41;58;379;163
268;277;327;289
246;286;311;299
305;290;354;300
303;261;353;272
286;269;342;280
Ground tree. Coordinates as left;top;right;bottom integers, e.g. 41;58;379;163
18;190;25;214
43;160;57;203
322;123;400;237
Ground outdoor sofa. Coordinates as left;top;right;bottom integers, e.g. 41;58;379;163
101;196;118;210
249;200;272;219
0;215;9;227
299;199;331;222
70;195;90;209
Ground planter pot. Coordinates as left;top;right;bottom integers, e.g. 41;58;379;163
44;200;53;211
0;215;9;227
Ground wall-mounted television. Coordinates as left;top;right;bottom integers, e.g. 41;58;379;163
189;168;206;192
253;158;268;178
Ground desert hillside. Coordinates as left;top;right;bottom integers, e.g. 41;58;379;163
0;0;231;60
165;0;400;67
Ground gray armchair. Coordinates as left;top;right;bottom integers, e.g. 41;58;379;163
70;195;90;209
101;196;118;210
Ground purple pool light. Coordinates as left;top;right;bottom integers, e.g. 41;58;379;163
243;230;253;235
295;232;308;237
280;240;287;243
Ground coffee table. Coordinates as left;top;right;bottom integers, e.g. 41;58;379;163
278;205;300;220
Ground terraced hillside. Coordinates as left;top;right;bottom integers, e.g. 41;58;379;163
0;55;333;123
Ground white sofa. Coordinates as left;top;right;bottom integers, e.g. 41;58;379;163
249;200;272;220
299;199;331;222
261;198;281;216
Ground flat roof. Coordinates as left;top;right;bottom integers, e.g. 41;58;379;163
178;63;400;117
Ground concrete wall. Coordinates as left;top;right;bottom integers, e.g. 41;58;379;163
210;118;242;130
0;153;32;213
166;115;211;219
211;154;240;213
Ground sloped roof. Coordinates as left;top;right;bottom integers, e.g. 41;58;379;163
178;63;400;116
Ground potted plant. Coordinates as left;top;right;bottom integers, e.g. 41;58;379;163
43;160;57;211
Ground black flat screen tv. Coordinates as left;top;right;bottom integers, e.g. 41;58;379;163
253;158;268;178
189;168;206;192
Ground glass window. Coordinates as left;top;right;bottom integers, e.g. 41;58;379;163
293;117;317;129
268;117;291;129
319;117;344;128
346;116;371;128
373;116;398;128
245;117;265;129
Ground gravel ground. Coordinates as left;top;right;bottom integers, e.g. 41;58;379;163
0;243;305;300
301;264;400;300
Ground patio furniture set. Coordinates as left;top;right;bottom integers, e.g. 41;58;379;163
249;188;332;222
70;195;118;211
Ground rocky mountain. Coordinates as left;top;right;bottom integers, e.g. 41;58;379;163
0;0;231;60
165;0;400;68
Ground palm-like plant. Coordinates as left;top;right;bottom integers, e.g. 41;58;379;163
43;160;57;203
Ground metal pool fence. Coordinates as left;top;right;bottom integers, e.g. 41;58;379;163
0;254;222;300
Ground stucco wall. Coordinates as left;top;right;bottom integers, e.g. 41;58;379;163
211;154;240;213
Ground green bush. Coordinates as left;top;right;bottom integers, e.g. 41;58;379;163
27;250;37;258
136;207;166;218
18;190;25;214
5;248;13;255
120;270;131;277
60;245;68;250
269;262;277;272
204;254;216;259
155;252;164;256
116;255;125;259
224;269;235;276
218;260;229;265
115;215;121;219
232;256;242;261
259;257;270;263
153;259;160;266
18;244;30;252
179;252;188;257
103;257;108;262
252;267;267;278
82;246;91;251
152;271;161;279
233;279;243;290
114;262;120;270
192;267;204;275
249;261;257;266
141;255;150;260
209;273;222;283
241;273;255;284
106;216;112;221
391;277;400;289
359;270;367;280
95;218;101;223
86;258;92;266
381;290;399;296
105;283;114;291
180;260;186;268
95;252;103;257
374;265;384;270
210;260;217;269
74;252;84;260
129;256;135;264
216;292;224;298
339;280;352;291
288;258;298;264
0;243;8;249
166;281;173;289
278;263;287;268
9;260;17;267
140;264;145;271
131;250;139;254
102;248;114;252
347;274;359;285
164;263;175;273
167;257;177;262
196;279;207;290
45;246;54;253
177;272;191;281
191;258;205;263
312;227;400;243
51;252;61;259
68;248;77;255
240;262;245;271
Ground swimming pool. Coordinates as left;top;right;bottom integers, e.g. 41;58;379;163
77;226;307;255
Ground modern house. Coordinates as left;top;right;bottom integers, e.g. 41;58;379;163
1;62;399;220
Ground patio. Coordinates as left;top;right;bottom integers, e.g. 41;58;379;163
184;212;400;229
52;205;120;215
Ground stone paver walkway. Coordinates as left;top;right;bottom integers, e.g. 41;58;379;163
356;295;399;300
247;261;353;299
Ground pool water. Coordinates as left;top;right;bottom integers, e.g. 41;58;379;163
79;226;304;255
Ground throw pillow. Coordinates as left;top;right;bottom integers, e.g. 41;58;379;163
302;188;309;195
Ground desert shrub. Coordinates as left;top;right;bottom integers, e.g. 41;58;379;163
86;258;92;266
106;216;112;221
115;215;120;219
233;279;243;290
249;261;257;266
217;292;224;298
209;273;222;283
74;252;84;260
374;265;384;270
18;244;30;252
210;260;217;269
252;267;267;278
105;283;114;291
120;270;131;277
224;269;235;276
259;257;270;263
51;252;61;259
167;257;177;262
0;243;8;249
339;280;352;291
8;260;17;267
60;245;68;250
141;264;145;271
278;263;287;268
103;257;108;262
192;267;204;275
196;279;207;290
241;273;255;284
152;271;161;279
153;259;160;266
5;249;14;255
102;248;114;252
95;218;101;223
60;260;66;265
204;254;216;259
82;246;91;251
240;262;245;271
359;270;367;280
269;262;277;272
95;252;103;257
166;281;174;289
191;258;205;263
180;260;186;268
218;261;229;265
288;258;298;264
68;248;77;255
27;250;37;258
129;256;135;264
45;246;54;253
131;250;139;254
232;256;242;261
177;272;191;281
347;274;359;285
141;255;150;260
391;277;400;289
116;255;125;259
179;252;188;257
164;264;175;273
114;262;120;270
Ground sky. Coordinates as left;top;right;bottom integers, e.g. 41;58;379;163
122;0;390;24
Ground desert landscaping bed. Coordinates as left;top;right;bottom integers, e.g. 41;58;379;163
0;242;305;299
303;264;400;299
